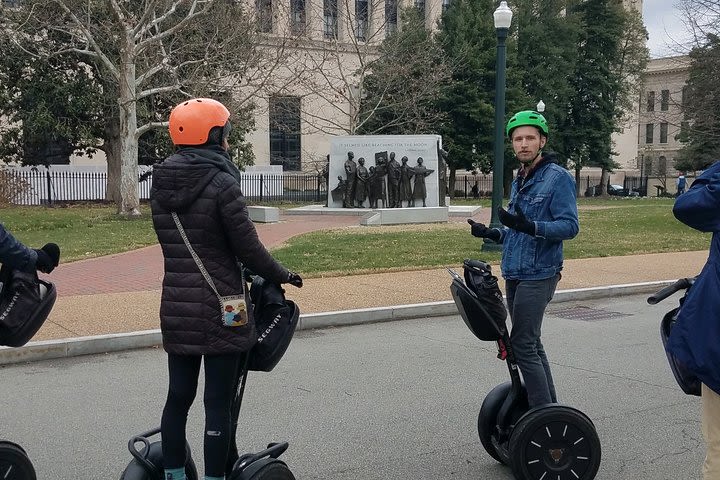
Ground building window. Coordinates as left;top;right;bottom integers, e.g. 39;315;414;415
323;0;338;39
658;156;667;175
660;122;668;144
256;0;273;33
355;0;368;41
645;123;654;144
646;91;655;112
661;89;669;111
269;96;301;171
291;0;306;35
385;0;398;35
415;0;425;16
442;0;450;12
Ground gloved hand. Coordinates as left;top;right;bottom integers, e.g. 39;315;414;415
498;206;536;236
467;219;501;242
286;271;303;288
34;243;60;274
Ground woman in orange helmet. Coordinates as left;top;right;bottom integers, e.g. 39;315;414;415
150;98;302;480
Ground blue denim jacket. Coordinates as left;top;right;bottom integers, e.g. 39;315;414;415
0;222;37;272
498;156;579;280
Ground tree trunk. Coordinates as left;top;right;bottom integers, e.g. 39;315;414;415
600;168;610;198
104;117;121;203
449;166;457;199
575;165;581;197
117;47;141;217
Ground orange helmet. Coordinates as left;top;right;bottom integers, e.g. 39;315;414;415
168;98;230;146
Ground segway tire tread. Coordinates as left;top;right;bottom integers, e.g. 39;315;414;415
509;406;601;480
245;462;296;480
0;441;37;480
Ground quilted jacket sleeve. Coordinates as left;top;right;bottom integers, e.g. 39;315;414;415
215;175;290;284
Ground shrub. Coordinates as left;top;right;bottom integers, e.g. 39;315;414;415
0;167;30;206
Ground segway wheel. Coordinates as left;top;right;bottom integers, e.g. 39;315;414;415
120;441;199;480
509;406;601;480
478;382;529;465
0;441;36;480
245;462;296;480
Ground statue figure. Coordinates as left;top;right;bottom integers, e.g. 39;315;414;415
343;151;357;208
331;175;347;204
368;166;384;209
399;156;414;207
437;145;448;207
412;157;434;207
355;157;369;207
386;152;401;208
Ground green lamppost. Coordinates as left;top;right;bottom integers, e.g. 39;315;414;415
482;0;513;252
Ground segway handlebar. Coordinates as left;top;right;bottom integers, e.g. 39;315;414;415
647;277;695;305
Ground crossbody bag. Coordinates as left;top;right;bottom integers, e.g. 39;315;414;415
172;212;250;327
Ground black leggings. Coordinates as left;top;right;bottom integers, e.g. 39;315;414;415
161;353;243;477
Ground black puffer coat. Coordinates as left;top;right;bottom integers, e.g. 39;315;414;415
151;148;290;355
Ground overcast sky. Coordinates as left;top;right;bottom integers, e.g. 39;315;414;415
643;0;693;58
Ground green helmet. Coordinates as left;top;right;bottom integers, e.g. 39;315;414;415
506;110;549;138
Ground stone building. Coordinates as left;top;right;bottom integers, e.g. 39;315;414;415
636;55;690;177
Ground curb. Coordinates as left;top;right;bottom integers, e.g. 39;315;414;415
0;280;673;366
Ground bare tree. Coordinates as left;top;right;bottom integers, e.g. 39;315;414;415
4;0;294;215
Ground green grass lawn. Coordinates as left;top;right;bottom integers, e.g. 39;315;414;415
271;198;711;276
0;198;709;274
1;203;156;262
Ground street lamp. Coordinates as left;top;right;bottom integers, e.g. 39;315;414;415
536;99;545;113
483;1;513;252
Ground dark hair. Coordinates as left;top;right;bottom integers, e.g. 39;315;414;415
206;121;232;146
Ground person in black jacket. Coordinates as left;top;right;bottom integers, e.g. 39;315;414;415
151;98;302;480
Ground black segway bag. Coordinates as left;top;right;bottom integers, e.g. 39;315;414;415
660;306;701;396
248;276;300;372
450;259;507;341
0;266;57;347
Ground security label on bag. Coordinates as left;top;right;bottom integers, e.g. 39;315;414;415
221;297;248;327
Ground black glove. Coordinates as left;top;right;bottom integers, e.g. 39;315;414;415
467;219;501;242
286;271;303;288
498;206;536;236
34;243;60;274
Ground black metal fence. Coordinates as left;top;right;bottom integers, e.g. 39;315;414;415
3;169;328;205
450;175;494;198
450;173;651;199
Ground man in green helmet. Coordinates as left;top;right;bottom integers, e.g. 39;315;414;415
467;110;579;407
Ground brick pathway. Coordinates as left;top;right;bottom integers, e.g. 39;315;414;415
49;213;362;296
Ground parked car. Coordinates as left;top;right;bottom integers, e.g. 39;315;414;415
607;184;629;196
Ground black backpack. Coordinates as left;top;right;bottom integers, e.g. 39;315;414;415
0;266;57;347
248;276;300;372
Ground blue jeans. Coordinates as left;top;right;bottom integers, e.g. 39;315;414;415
506;274;560;407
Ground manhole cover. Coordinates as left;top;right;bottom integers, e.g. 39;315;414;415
550;306;631;322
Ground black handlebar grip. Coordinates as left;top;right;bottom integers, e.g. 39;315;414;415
647;278;693;305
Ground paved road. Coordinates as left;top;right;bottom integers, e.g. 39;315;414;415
0;293;704;479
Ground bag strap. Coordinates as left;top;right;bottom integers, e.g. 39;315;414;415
171;212;223;302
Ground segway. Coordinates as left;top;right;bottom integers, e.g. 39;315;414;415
121;277;300;480
449;260;601;480
647;276;701;396
0;266;58;480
